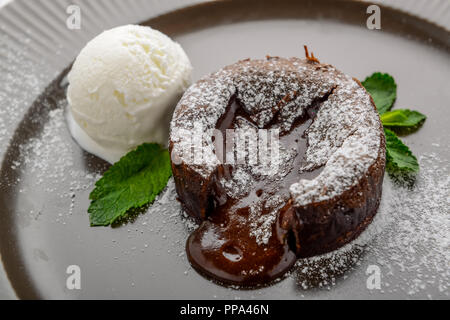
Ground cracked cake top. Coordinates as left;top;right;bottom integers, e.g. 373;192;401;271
170;56;384;209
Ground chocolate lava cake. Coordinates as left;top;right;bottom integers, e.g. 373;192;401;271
169;54;386;286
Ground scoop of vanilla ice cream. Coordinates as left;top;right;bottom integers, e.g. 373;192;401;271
67;25;192;162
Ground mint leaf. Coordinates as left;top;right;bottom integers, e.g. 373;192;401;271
381;109;426;128
384;128;419;173
361;72;425;174
88;143;172;226
362;72;397;114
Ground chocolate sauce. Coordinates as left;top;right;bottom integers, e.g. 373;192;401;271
186;95;323;286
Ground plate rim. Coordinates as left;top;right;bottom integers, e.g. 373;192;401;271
0;0;449;299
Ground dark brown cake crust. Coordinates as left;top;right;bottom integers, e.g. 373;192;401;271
279;133;385;258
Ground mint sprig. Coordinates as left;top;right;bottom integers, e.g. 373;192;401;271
384;128;419;172
362;72;425;174
380;109;426;128
362;72;397;114
88;143;172;226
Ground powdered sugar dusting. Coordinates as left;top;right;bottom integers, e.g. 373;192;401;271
369;153;449;296
292;126;381;205
7;99;101;224
0;35;51;161
293;152;449;297
291;80;382;205
249;194;285;245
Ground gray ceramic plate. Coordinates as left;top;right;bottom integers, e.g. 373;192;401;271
0;0;449;299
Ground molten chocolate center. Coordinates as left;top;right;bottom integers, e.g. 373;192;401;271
186;95;324;286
